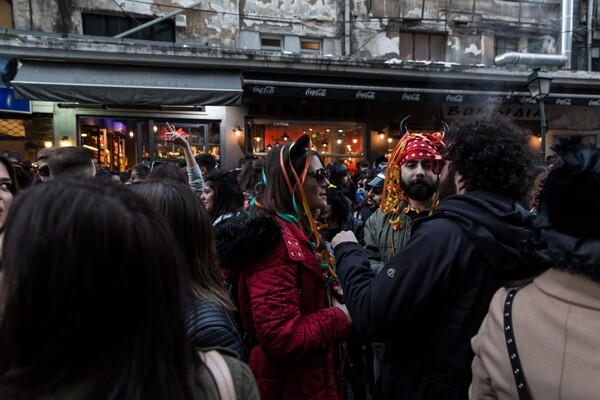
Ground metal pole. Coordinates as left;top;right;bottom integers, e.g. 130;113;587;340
588;0;594;71
539;98;547;165
114;0;203;39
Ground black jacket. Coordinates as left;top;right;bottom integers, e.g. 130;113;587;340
186;300;247;360
334;190;540;400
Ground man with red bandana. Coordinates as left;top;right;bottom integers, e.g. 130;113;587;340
363;130;446;274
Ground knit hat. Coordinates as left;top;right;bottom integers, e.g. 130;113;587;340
325;162;350;186
542;137;600;237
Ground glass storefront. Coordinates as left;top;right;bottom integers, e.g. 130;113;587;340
77;116;221;172
246;118;366;170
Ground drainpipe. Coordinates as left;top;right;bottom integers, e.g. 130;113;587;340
494;52;568;67
561;0;573;69
28;0;33;30
114;0;203;39
588;0;594;71
345;0;351;56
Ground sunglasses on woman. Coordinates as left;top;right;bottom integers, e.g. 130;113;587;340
306;168;330;183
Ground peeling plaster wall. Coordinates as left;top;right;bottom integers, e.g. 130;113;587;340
350;0;562;64
11;0;568;66
242;0;339;37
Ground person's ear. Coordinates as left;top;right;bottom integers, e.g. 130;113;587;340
200;166;207;175
455;172;467;194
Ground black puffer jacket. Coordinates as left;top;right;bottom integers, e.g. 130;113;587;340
186;300;247;360
334;190;541;400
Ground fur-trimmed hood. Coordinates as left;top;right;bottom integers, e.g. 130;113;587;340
214;216;282;272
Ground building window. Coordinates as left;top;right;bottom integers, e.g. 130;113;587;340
260;37;282;51
399;32;445;61
301;39;321;54
495;36;519;56
82;13;175;42
246;119;365;166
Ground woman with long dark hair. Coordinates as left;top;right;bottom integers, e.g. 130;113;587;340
0;156;19;232
131;180;246;359
0;179;258;400
201;169;244;226
216;135;351;400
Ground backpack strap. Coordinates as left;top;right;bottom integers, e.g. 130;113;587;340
198;350;236;400
504;288;531;400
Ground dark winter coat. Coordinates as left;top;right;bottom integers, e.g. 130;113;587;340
216;216;350;400
186;300;246;360
333;190;540;400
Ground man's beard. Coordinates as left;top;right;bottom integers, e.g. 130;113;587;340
438;165;458;201
400;177;438;201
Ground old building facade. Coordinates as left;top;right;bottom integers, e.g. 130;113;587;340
1;0;599;168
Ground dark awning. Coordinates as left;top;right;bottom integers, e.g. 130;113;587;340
11;61;243;106
244;72;600;107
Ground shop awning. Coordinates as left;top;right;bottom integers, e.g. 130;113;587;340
244;73;600;107
11;61;243;106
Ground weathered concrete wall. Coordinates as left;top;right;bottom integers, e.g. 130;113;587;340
350;0;562;64
9;0;574;67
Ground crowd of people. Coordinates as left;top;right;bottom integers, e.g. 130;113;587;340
0;115;597;400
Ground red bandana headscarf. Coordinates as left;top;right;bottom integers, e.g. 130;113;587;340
381;131;446;230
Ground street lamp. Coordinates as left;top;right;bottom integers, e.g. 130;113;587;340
526;69;552;164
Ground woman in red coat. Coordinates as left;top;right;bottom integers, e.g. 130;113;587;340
217;134;351;399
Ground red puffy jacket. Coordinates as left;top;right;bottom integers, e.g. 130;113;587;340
235;217;350;400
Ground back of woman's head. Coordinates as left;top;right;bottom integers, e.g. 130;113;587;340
237;158;264;199
147;163;187;184
130;180;233;309
0;179;200;399
205;169;244;219
255;134;317;216
325;186;351;225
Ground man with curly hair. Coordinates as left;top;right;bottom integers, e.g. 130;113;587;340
331;116;542;400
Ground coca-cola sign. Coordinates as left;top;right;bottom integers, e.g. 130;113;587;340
486;96;503;104
305;88;327;97
252;86;276;95
520;97;537;105
356;91;376;100
402;93;421;101
445;95;463;103
588;99;600;106
555;98;572;106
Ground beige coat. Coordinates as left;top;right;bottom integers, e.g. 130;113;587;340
470;268;600;400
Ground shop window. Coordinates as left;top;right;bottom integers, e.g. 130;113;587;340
154;122;219;162
82;13;175;42
260;36;282;51
246;119;365;167
0;119;26;137
301;40;322;54
399;32;445;61
495;36;519;56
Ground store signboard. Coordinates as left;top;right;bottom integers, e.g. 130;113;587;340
0;87;31;113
